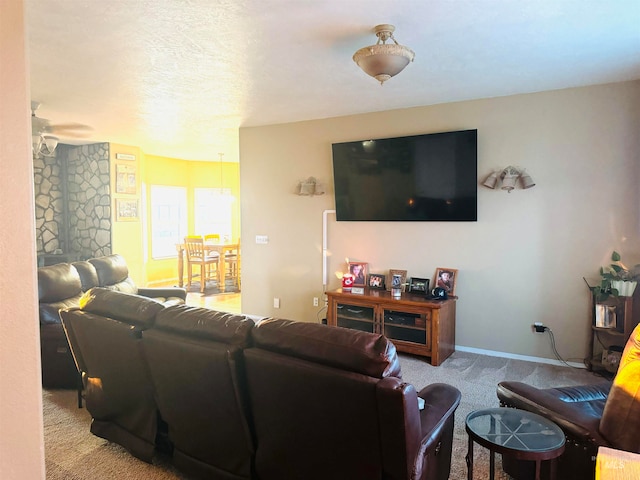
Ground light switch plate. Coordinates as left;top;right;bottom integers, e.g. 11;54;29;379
255;235;269;244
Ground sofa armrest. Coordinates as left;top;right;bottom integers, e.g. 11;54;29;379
497;381;612;446
418;383;461;450
137;287;187;301
415;383;461;480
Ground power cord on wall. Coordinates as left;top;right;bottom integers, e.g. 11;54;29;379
316;305;327;324
538;326;585;370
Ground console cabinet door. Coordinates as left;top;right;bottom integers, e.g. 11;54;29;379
382;307;431;351
332;300;377;334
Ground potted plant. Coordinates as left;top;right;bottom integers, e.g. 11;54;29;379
592;251;640;301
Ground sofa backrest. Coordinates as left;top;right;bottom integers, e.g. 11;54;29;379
89;254;138;294
38;263;84;325
142;305;255;479
59;288;166;461
600;323;640;452
71;260;99;291
244;319;421;480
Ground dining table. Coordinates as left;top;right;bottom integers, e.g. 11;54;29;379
175;241;240;291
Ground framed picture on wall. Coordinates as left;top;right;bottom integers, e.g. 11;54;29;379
116;163;137;195
116;199;139;221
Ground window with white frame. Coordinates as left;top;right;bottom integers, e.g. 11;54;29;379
194;187;234;241
150;185;187;258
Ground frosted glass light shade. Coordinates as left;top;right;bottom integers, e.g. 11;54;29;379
353;24;415;85
483;171;498;189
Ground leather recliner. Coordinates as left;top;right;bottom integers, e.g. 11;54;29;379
38;255;186;389
243;318;462;480
496;323;640;480
38;262;85;388
60;288;167;462
89;254;186;305
142;305;256;480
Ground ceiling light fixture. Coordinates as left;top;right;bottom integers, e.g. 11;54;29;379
353;24;415;85
32;133;59;157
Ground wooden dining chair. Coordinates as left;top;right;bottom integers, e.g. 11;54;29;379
204;233;220;244
183;236;220;293
223;239;241;290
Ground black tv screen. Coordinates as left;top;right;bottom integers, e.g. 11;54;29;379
332;129;477;221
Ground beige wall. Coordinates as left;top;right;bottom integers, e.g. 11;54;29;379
0;0;46;478
240;81;640;361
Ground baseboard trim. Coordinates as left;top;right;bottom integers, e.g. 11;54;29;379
455;345;586;369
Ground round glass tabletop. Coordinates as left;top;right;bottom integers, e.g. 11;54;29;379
466;407;565;453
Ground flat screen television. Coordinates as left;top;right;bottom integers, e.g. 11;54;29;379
331;129;477;221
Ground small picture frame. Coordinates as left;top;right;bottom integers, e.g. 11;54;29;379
368;273;386;290
408;277;430;293
434;268;458;296
387;269;407;292
116;199;139;221
116;163;137;195
348;262;368;287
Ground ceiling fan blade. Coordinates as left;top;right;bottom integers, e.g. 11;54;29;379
46;122;93;133
54;131;93;139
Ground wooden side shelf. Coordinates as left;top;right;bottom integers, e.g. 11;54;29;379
586;287;640;375
326;288;456;365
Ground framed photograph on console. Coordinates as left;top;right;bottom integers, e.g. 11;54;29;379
348;262;368;287
368;273;386;290
408;277;430;294
434;268;457;296
387;269;407;291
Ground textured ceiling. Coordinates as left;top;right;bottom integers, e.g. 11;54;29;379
26;0;640;161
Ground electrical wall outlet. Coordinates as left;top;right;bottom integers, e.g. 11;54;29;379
273;297;280;308
532;322;546;333
313;297;319;307
255;235;269;244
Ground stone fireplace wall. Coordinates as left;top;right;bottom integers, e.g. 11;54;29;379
33;143;112;260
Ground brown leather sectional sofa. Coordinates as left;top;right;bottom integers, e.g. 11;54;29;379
60;287;462;480
37;254;186;388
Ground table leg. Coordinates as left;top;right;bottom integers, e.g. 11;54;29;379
489;451;495;480
535;460;541;480
219;254;226;292
550;458;557;480
466;436;474;480
177;248;184;288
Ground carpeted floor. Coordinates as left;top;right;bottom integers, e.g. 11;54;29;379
43;351;606;479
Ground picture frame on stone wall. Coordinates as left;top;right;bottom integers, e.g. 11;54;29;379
116;199;139;221
116;163;137;195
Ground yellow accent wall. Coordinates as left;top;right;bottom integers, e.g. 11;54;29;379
110;144;145;284
141;153;240;286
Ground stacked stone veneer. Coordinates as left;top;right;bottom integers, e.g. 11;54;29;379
33;143;112;259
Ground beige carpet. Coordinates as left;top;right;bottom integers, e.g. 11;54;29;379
43;351;605;479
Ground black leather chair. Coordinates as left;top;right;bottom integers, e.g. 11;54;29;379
60;288;166;462
89;254;186;304
497;323;640;480
243;319;461;480
38;262;85;388
142;305;256;480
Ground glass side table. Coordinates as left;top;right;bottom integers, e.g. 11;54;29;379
465;407;565;480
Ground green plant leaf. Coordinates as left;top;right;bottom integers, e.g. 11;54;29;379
612;251;621;262
611;264;623;273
